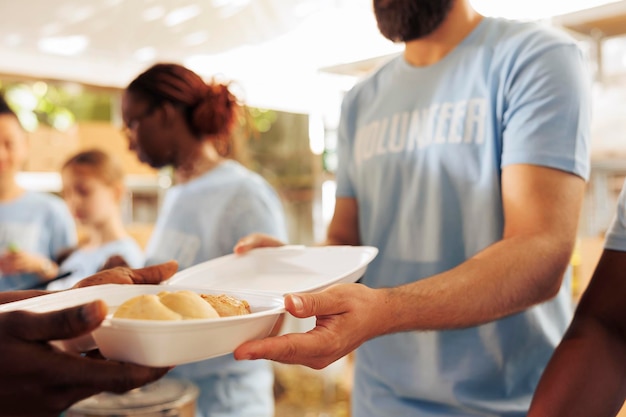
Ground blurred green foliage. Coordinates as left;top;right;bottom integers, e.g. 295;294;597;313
0;79;112;131
0;77;314;191
246;110;313;190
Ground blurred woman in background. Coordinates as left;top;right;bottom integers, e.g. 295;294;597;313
122;63;287;417
0;94;76;291
48;148;144;290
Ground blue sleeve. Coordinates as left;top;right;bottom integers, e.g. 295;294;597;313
115;240;145;269
501;43;591;180
218;184;288;252
335;91;357;198
605;181;626;252
47;198;77;260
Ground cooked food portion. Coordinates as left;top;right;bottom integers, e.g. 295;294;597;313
112;290;250;320
113;294;184;321
200;294;251;317
158;290;220;319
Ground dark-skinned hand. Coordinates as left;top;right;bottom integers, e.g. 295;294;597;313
0;261;179;416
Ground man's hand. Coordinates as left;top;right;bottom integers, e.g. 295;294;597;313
0;300;170;417
74;261;178;288
234;283;387;369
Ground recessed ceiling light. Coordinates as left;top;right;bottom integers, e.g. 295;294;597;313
164;5;201;27
38;35;89;56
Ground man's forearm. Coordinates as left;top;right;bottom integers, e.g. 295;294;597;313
379;233;573;334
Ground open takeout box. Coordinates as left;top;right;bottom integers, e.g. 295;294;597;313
0;245;378;366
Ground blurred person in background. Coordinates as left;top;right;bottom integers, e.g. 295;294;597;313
47;149;144;290
0;94;76;291
122;63;288;417
0;260;177;417
528;180;626;417
233;0;591;416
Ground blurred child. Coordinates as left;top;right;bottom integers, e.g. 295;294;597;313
47;149;144;290
0;94;76;291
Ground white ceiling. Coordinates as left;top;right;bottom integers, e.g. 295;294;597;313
0;0;620;113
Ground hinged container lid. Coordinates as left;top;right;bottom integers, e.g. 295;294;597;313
165;245;378;295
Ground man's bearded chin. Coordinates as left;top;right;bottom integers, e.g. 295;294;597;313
374;0;455;42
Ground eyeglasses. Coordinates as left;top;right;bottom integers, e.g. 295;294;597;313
121;105;157;138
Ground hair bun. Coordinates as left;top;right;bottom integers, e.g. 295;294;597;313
192;83;238;137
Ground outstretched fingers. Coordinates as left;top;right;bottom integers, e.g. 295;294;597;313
8;300;107;343
74;261;178;288
234;330;342;369
128;261;179;285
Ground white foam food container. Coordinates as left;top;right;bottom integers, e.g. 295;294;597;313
0;245;378;367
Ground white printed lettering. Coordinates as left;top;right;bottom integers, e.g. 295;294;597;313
352;98;487;166
434;102;454;144
388;113;409;153
375;118;389;155
465;98;486;144
448;100;467;143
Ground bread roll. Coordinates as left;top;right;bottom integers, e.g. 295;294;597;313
113;294;183;321
200;294;251;317
112;291;250;321
158;290;220;319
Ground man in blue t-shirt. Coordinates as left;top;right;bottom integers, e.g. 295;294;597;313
235;0;591;416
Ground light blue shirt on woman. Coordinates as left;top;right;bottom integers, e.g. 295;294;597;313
47;237;144;290
145;160;288;417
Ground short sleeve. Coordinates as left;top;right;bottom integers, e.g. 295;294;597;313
335;93;357;198
604;181;626;252
119;240;145;269
501;43;591;180
218;183;288;252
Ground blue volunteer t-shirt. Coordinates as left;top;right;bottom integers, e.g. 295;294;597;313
604;180;626;252
47;237;145;291
0;191;76;291
336;17;591;416
145;160;288;417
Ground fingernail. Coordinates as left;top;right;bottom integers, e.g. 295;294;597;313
291;295;303;312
